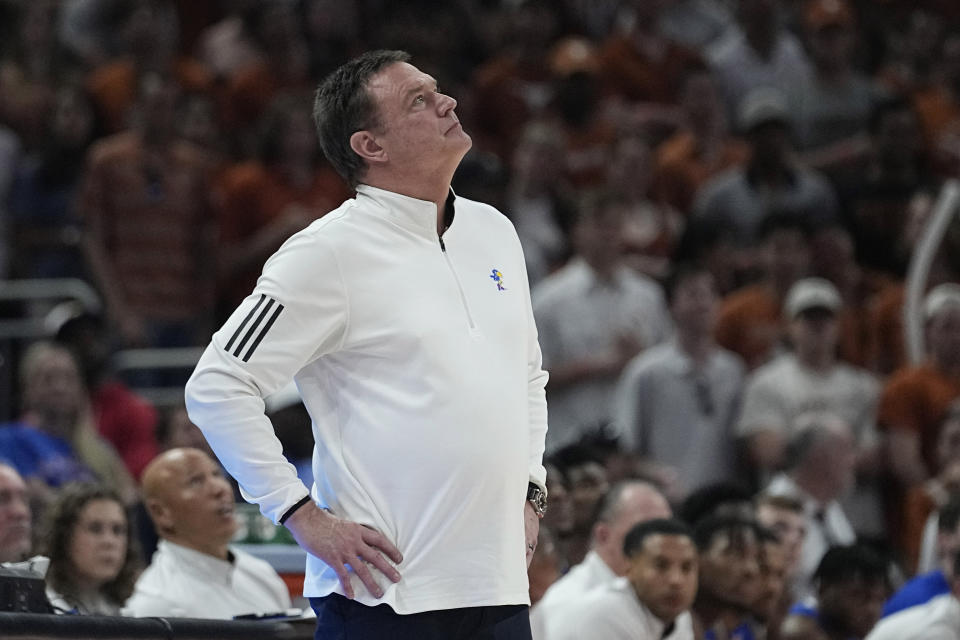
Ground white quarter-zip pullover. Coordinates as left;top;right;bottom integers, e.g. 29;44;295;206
185;185;549;613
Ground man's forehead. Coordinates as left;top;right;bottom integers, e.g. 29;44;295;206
368;62;434;96
763;506;803;525
643;534;696;558
709;528;757;552
157;449;215;480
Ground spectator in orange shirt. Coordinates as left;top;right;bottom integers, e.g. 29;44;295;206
213;93;351;317
545;37;618;190
85;0;212;135
880;284;960;552
881;283;960;485
0;0;63;149
901;401;960;573
465;0;560;162
81;72;217;348
714;213;811;370
651;66;749;216
221;2;312;150
597;0;705;106
912;32;960;176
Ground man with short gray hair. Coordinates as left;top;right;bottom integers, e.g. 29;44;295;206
764;412;858;596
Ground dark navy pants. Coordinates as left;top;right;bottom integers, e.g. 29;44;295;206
310;594;532;640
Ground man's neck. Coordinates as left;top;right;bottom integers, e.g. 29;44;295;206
796;350;835;374
166;536;231;562
790;468;834;505
368;179;454;235
694;595;741;633
677;329;713;363
581;255;619;281
594;544;624;577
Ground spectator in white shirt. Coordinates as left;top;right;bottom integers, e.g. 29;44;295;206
555;518;699;640
615;263;746;500
532;481;671;639
533;190;671;452
738;278;883;538
765;412;858;597
124;447;291;619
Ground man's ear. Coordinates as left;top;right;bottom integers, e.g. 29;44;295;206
146;498;174;535
350;130;387;164
593;521;610;545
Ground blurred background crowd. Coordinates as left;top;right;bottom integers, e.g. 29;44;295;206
3;0;960;637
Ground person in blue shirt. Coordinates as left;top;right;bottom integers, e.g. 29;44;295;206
780;544;889;640
882;496;960;617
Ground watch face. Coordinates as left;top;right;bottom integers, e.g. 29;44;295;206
535;494;547;514
528;486;547;515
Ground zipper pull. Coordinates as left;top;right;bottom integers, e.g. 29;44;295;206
439;236;446;252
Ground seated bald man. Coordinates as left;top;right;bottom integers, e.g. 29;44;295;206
123;447;291;618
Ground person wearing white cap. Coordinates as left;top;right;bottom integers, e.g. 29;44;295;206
878;282;960;550
690;86;839;247
737;278;884;540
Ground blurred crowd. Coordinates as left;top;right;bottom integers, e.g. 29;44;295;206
3;0;960;637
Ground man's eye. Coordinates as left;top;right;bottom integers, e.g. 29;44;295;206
414;95;425;105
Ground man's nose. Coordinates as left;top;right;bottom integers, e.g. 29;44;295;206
437;92;457;114
210;475;230;496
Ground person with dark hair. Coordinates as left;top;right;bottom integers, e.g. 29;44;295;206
756;493;808;588
689;515;763;639
552;518;698;640
533;481;672;638
677;482;755;528
904;399;960;573
213;92;351;317
42;483;140;615
712;212;812;370
690;86;838;248
532;188;670;453
791;0;883;159
185;50;549;638
752;525;791;638
540;462;575;569
780;544;888;640
866;549;960;639
0;341;136;506
9;82;100;280
615;263;746;501
547;443;611;567
830;95;931;278
53;309;158;481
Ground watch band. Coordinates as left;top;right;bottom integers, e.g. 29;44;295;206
526;482;547;518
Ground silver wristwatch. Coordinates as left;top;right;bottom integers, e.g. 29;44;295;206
527;482;547;518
